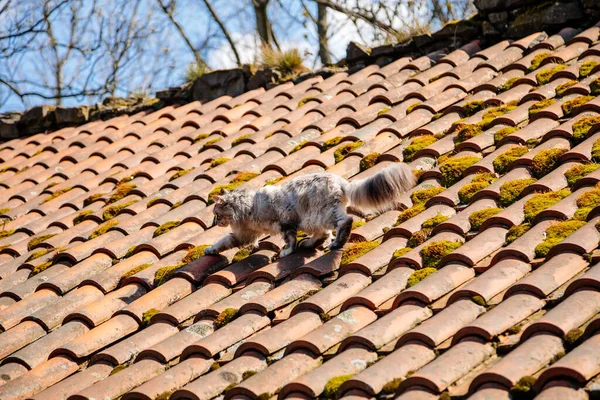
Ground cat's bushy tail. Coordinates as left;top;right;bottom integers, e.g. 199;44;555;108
346;163;417;213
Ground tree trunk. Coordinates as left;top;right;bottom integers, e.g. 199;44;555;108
253;0;272;45
317;3;331;65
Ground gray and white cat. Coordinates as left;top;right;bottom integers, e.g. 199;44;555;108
204;163;417;257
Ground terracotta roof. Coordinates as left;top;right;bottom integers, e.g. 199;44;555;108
1;22;600;400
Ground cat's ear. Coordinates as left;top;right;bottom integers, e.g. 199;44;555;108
219;188;229;195
213;195;224;204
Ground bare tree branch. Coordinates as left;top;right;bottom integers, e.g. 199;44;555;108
312;0;397;37
201;0;241;67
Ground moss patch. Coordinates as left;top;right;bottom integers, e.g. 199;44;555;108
591;77;600;96
500;77;520;92
528;52;550;72
455;123;483;144
206;172;259;204
30;261;53;277
120;263;153;284
341;241;380;266
493;146;528;174
73;210;93;225
107;183;136;204
0;229;15;239
170;168;194;181
407;229;431;248
89;220;119;239
573;116;600;143
42;187;73;203
232;134;252;147
200;137;222;151
593;138;600;162
528;98;556;116
215;308;238;328
27;234;56;251
562;95;594;116
407;267;437;287
230;172;259;184
564;328;584;345
482;101;518;120
242;370;258;380
297;96;314;107
536;64;566;85
210;157;230;168
26;248;53;262
83;193;105;206
506;223;531;244
322;136;344;151
469;208;502;230
421;240;463;268
462;100;485;117
535;220;585;258
439;156;480;187
142;308;160;326
511;376;537;395
499;178;536;207
531;148;567;178
523;189;571;221
390;247;412;261
395;204;426;225
153;221;181;237
154;263;185;287
406;102;421;114
403;135;437;161
103;200;138;221
233;248;251;263
334;141;363;163
182;245;212;264
193;133;209;143
381;377;403;394
359;152;380;172
422;214;449;228
289;140;308;154
580;60;599;78
574;186;600;220
264;176;284;186
0;208;9;214
565;164;600;186
322;374;354;398
555;80;577;97
458;179;494;204
410;186;445;205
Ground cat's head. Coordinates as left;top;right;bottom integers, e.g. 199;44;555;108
213;188;250;227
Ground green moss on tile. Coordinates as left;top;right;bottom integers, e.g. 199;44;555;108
407;267;437;287
536;64;566;85
73;210;93;225
381;377;403;394
562;95;594;116
421;240;463;268
493;146;528;174
403;135;437;161
27;234;56;251
322;374;354;398
528;52;551;72
107;183;136;204
591;77;600;96
322;136;344;151
580;60;599;78
573;116;600;143
500;77;520;92
169;168;194;181
110;364;127;376
233;248;251;263
528;98;556;116
462;100;485;117
83;193;105;207
410;186;445;205
341;241;379;266
264;176;284;186
406;102;421;114
334;141;363;163
230;172;259;184
482;100;519;120
170;201;182;210
377;107;391;116
555;80;577;97
422;214;449;229
455;123;483;144
359;152;380;172
0;229;15;239
89;220;119;239
395;204;426;225
472;295;487;307
297;96;314;107
232;134;252;147
210;362;220;371
200;137;222;151
103;200;138;221
534;220;585;258
592;138;600;162
390;247;412;262
0;207;9;214
469;208;502;230
215;307;238;328
193;133;209;143
506;223;531;244
523;189;571;221
407;228;431;248
511;376;537;395
120;263;153;284
182;245;212;264
153;221;181;238
29;260;53;277
564;328;584;344
210;157;230;168
289;140;308;154
506;324;522;335
142;308;160;326
242;370;258;380
26;248;52;262
565;164;600;187
352;220;365;230
459;181;490;204
154;263;184;287
155;391;173;400
439;156;480;187
531;148;567;178
42;187;72;203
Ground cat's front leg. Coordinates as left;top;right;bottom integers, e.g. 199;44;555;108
279;223;297;257
204;233;238;255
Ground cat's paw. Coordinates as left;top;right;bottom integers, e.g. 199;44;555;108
280;247;294;257
204;246;219;255
327;241;343;251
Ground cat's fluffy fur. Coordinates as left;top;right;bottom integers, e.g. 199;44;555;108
205;163;416;257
